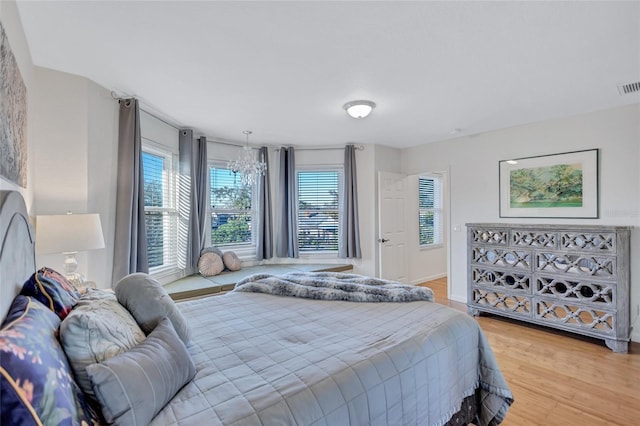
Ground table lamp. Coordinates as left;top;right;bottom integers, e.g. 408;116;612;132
36;213;105;286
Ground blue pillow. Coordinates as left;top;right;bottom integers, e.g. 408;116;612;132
20;267;80;320
0;296;99;425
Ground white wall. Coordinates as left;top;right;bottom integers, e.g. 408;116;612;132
142;111;179;152
371;145;403;277
402;104;640;342
86;82;119;288
404;173;448;285
353;144;377;277
30;67;118;287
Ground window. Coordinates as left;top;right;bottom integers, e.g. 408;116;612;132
209;165;255;249
419;175;443;247
142;148;178;271
297;169;341;252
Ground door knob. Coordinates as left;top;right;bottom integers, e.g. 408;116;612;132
378;238;390;243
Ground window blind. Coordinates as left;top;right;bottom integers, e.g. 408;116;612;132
297;170;340;252
142;150;178;270
419;176;443;246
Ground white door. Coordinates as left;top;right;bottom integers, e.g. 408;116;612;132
377;171;408;282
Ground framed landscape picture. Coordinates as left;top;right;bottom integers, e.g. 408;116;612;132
499;149;599;218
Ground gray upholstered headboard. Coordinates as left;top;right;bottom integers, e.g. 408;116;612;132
0;190;36;320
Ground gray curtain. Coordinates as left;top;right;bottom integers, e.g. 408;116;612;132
338;145;361;258
276;147;299;258
112;98;148;284
196;137;208;250
256;146;273;260
179;130;209;275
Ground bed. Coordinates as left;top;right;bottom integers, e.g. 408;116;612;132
0;190;513;425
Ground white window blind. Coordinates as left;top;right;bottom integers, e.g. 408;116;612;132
419;175;443;247
209;166;255;248
142;149;178;271
297;170;341;252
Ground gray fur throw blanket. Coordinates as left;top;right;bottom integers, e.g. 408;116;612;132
233;271;434;303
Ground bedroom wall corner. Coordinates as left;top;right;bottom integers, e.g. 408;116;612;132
348;143;376;277
371;144;403;278
31;68;90;279
633;107;640;343
87;83;119;289
30;67;118;288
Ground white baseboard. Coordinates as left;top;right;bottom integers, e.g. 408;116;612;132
449;294;467;304
410;272;446;285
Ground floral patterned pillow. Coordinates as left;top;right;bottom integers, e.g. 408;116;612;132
20;267;80;320
0;295;100;425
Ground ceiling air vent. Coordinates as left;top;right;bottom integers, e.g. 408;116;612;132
617;81;640;95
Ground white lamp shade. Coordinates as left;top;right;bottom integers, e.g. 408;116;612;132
343;100;376;119
36;214;105;254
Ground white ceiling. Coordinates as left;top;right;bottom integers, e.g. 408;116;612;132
15;1;640;148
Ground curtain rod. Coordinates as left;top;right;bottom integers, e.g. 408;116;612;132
205;137;258;149
110;93;365;152
275;145;365;152
111;91;181;131
207;138;365;152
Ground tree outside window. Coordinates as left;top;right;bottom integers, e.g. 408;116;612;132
209;167;254;246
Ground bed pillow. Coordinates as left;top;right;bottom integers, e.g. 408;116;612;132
59;289;146;399
115;273;191;344
86;318;196;426
198;251;224;276
0;296;99;425
20;267;80;320
222;251;242;271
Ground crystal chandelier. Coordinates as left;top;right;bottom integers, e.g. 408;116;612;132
228;130;267;186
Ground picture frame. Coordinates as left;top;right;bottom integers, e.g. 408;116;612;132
499;149;599;218
0;21;28;188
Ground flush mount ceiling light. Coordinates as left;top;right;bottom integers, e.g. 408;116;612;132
343;100;376;119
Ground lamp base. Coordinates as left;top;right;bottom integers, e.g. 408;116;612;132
62;252;86;288
64;272;86;288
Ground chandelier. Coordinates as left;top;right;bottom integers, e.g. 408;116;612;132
228;130;267;186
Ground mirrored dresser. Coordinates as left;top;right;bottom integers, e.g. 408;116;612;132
466;223;630;353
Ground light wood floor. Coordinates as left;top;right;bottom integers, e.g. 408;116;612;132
420;277;640;426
